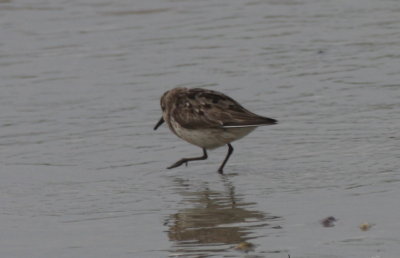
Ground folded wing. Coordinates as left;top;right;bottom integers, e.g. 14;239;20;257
172;88;277;129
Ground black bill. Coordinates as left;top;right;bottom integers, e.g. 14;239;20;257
154;117;164;130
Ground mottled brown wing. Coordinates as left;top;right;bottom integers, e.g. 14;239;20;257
172;88;277;129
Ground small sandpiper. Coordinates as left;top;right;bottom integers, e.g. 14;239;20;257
154;87;277;174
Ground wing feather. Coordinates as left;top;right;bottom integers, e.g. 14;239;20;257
171;88;277;129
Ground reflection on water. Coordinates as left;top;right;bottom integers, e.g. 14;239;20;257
166;176;281;257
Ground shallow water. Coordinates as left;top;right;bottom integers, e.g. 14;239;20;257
1;0;400;257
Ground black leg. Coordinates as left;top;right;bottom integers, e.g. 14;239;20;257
217;143;234;174
167;148;208;169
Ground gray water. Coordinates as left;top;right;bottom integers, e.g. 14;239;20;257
1;0;400;257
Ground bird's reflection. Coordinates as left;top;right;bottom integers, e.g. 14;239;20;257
166;176;281;257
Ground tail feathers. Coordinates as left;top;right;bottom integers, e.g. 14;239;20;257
222;117;277;128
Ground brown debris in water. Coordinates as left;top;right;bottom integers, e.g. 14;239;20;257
359;222;374;231
321;216;337;227
234;241;255;253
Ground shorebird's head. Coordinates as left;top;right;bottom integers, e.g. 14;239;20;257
160;88;187;112
154;88;186;130
160;90;170;112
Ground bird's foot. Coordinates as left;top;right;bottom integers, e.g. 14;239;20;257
167;159;188;169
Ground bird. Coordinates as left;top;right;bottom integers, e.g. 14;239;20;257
154;87;277;174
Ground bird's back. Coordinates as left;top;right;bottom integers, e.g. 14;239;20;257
163;88;277;130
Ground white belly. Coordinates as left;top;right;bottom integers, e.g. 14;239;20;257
170;120;256;149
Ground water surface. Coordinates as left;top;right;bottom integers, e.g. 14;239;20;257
1;0;399;257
